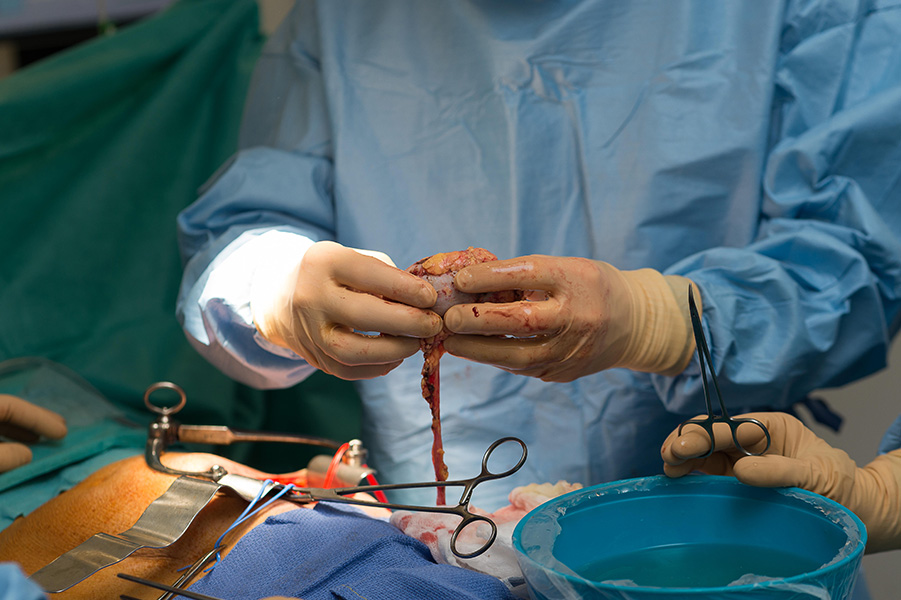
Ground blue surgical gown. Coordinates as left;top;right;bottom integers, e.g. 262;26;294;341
879;415;901;454
177;0;901;509
0;564;44;600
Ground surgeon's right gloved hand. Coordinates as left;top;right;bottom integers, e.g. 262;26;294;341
661;412;901;553
442;256;697;382
0;394;67;473
250;240;443;380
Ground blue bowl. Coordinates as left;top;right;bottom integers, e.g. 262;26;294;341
512;475;865;599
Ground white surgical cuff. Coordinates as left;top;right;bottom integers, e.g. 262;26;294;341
248;230;317;343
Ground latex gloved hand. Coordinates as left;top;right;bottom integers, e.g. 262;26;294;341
441;255;697;382
661;412;901;553
251;240;442;380
0;394;67;473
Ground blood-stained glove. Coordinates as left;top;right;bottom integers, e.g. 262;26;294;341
441;255;698;382
0;394;67;473
250;240;443;380
661;412;901;553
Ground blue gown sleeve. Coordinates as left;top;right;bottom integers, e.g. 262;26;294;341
0;563;45;600
878;415;901;454
654;2;901;413
176;3;332;389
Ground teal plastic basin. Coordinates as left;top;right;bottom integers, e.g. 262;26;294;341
512;475;865;599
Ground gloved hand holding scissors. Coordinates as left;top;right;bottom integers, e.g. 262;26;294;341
251;240;443;380
0;394;67;473
442;255;698;382
661;411;901;553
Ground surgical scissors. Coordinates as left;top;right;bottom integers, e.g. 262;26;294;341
677;286;771;458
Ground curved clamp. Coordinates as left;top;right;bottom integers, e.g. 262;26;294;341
144;381;227;481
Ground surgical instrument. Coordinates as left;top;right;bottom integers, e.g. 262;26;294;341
143;381;355;480
30;383;528;594
281;434;527;558
677;287;771;457
143;381;528;559
152;544;222;600
117;572;225;600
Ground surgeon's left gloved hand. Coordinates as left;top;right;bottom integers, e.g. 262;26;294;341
251;240;442;380
442;255;697;382
0;394;67;473
661;412;901;553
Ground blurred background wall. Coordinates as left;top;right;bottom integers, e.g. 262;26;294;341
0;1;898;598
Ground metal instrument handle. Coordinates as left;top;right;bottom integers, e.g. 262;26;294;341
286;437;528;558
142;381;344;481
678;288;772;457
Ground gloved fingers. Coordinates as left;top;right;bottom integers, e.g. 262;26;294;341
685;420;771;455
0;441;33;473
660;425;712;465
662;418;775;480
662;450;737;479
454;256;559;293
326;289;442;338
662;458;697;478
443;334;559;371
321;327;423;367
443;299;559;336
716;411;819;458
444;334;590;382
350;247;397;268
731;420;773;455
327;362;404;380
732;454;812;488
331;248;437;309
662;419;758;462
0;394;67;440
661;423;733;479
313;348;405;381
0;421;39;443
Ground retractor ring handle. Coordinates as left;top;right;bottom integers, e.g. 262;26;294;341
143;381;187;416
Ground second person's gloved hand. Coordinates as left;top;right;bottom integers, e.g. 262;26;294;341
251;240;442;380
442;256;698;382
0;394;67;473
661;411;901;553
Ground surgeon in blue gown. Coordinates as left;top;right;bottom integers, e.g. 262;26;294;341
177;0;901;515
